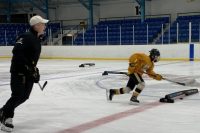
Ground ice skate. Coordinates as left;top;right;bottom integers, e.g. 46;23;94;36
130;96;139;105
106;89;115;101
1;118;14;132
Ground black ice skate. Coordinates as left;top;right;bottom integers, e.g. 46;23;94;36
106;89;115;101
1;117;14;132
0;109;14;132
130;96;139;105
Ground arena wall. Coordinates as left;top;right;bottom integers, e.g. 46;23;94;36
0;43;200;61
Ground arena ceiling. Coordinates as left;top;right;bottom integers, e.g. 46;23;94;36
0;0;141;5
47;0;151;5
0;0;150;13
0;0;139;9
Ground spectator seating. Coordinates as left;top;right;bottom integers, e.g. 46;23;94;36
156;15;200;44
74;17;169;45
0;23;60;46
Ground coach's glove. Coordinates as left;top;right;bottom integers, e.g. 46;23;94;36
153;74;163;81
32;67;40;83
24;65;40;83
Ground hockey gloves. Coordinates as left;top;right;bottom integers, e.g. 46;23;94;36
24;65;40;83
153;74;162;81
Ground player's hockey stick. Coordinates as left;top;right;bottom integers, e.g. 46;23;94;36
38;81;48;91
145;72;195;86
161;77;186;86
102;70;191;86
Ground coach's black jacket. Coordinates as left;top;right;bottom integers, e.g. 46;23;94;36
10;28;42;74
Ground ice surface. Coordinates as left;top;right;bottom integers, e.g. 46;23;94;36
0;59;199;133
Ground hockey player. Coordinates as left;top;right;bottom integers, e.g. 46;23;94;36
108;49;163;104
0;15;48;132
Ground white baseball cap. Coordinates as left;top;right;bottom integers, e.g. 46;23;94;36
29;15;49;26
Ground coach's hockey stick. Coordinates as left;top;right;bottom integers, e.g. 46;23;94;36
38;81;48;91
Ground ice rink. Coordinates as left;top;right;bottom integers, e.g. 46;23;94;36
0;59;200;133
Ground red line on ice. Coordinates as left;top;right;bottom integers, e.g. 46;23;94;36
58;101;163;133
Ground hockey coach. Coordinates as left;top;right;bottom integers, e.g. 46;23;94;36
0;15;49;132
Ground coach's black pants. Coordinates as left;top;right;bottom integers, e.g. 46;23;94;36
2;73;34;118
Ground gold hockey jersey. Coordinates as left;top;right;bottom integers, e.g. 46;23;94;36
128;53;159;80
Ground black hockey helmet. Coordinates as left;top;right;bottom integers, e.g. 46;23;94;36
149;48;160;62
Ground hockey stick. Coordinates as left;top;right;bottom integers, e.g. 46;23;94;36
144;72;192;86
102;70;189;86
161;77;186;86
38;81;48;91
